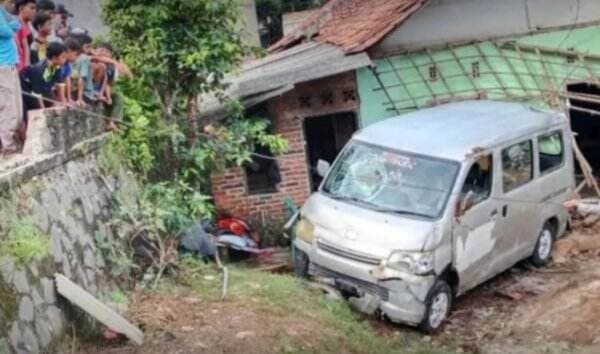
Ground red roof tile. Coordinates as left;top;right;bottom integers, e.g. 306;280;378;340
269;0;427;54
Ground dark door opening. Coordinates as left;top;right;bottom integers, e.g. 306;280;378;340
304;112;358;190
568;83;600;173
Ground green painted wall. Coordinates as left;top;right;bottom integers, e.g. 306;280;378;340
358;25;600;127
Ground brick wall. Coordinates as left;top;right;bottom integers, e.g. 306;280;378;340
211;71;359;223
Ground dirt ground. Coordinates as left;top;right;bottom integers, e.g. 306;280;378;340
79;290;334;354
439;257;600;354
71;229;600;354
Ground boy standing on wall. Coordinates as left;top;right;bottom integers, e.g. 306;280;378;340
69;31;94;105
14;0;36;71
61;37;81;106
30;12;51;63
0;0;23;155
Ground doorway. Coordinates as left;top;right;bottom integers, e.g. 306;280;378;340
568;83;600;172
304;112;358;190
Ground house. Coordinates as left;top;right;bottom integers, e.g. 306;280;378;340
209;0;600;225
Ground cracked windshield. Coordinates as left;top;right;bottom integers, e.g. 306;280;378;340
322;142;459;218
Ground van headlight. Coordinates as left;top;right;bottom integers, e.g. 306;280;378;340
294;217;315;244
386;251;434;275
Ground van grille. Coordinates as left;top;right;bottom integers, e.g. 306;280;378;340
317;240;382;265
311;264;390;301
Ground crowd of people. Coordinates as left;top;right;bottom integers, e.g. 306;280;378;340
0;0;129;156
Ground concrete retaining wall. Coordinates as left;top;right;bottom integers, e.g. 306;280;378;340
0;109;128;353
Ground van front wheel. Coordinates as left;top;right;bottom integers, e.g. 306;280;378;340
419;280;452;334
529;223;554;267
293;247;310;278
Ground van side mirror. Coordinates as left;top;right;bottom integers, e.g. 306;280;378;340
317;159;331;178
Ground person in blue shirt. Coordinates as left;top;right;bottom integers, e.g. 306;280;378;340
0;0;23;155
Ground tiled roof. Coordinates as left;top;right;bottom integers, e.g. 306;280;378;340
270;0;427;54
199;42;372;120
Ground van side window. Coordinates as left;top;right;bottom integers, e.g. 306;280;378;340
461;155;493;206
538;132;564;174
502;140;533;193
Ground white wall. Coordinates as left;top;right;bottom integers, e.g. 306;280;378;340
376;0;600;53
60;0;106;35
61;0;260;43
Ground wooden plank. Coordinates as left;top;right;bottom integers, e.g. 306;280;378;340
572;139;600;197
55;274;144;345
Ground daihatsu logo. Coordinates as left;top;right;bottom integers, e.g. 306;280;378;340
343;228;359;241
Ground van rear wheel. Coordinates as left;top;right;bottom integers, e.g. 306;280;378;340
419;280;452;334
529;223;554;267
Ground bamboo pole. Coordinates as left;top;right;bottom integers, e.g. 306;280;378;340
374;53;595;76
578;53;600;85
572;137;600;197
373;70;582;93
501;41;600;62
369;66;400;115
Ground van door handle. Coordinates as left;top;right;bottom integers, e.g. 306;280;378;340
490;209;498;217
502;205;508;217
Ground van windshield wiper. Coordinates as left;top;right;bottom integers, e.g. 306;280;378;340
371;207;432;219
326;193;364;204
325;193;431;218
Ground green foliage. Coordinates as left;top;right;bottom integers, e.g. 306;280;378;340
95;230;138;280
0;219;50;266
98;136;127;176
119;96;156;175
108;289;129;305
100;1;289;287
181;116;288;183
137;182;213;235
254;218;288;247
107;180;214;287
103;0;250;121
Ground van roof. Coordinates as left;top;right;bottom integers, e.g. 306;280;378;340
354;100;566;161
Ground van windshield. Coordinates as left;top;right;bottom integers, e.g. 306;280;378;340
321;142;459;219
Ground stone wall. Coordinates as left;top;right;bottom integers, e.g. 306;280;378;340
0;108;126;353
211;72;359;222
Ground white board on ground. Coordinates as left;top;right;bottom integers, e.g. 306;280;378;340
54;273;144;345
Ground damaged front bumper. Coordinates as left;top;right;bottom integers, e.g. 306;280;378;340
299;241;435;326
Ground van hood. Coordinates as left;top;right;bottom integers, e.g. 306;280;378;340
302;193;440;258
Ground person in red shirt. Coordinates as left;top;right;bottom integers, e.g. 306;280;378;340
14;0;35;71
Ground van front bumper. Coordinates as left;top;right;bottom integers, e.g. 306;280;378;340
297;240;434;326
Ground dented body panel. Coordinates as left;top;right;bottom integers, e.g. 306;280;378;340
294;101;575;327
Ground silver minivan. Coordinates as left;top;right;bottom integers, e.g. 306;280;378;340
291;101;575;333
